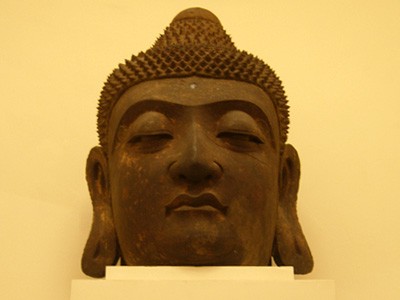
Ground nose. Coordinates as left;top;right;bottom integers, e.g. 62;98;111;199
169;125;222;185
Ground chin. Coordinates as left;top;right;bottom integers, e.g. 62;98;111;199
161;214;241;264
120;215;244;266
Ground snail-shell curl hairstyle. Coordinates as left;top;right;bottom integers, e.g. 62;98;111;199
97;8;290;153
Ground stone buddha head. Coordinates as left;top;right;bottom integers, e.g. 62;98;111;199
82;7;313;278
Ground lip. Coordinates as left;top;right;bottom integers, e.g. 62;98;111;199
165;193;228;216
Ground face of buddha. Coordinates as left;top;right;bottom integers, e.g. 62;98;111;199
106;76;281;265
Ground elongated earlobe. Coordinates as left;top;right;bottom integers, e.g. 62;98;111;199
81;147;119;278
272;144;313;274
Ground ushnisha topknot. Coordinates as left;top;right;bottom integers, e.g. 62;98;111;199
97;7;289;151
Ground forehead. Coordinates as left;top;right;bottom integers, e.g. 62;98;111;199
108;77;279;144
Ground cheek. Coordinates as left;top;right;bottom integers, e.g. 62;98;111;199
222;158;278;260
223;155;280;222
109;152;172;220
110;151;160;190
226;153;279;194
108;155;145;228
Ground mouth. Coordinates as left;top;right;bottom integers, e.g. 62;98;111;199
165;193;228;216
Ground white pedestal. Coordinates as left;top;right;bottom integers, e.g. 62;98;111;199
71;267;335;300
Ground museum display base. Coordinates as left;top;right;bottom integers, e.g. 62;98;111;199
71;266;335;300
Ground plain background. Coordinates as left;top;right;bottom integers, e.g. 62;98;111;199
1;0;399;299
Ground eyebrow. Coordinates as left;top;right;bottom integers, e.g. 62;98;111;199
112;99;276;150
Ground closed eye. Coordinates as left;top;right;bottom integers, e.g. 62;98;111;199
129;133;173;144
217;132;264;145
128;133;173;153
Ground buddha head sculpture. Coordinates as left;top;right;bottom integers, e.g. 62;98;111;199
82;7;313;278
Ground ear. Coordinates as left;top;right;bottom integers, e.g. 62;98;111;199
272;144;313;274
81;146;119;278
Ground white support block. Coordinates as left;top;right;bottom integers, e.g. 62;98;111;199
71;267;335;300
106;266;294;280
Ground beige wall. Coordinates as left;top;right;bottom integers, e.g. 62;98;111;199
1;0;399;299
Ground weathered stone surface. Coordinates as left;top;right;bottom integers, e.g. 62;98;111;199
81;7;313;278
